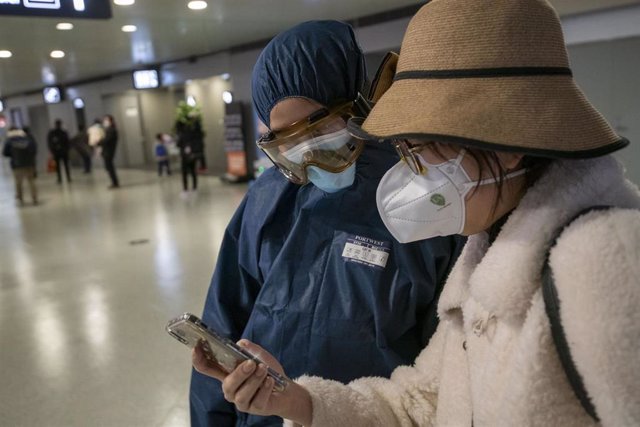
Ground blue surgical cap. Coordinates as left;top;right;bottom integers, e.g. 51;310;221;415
252;20;367;129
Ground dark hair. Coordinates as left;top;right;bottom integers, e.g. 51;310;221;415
104;115;116;129
55;119;62;127
156;133;163;140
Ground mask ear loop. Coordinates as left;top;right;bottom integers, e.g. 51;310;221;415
445;149;527;235
475;168;527;187
455;167;527;234
449;149;476;195
455;146;527;190
453;148;467;168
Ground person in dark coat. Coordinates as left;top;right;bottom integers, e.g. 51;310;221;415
71;124;92;174
3;127;38;204
100;114;119;188
188;20;465;427
47;119;71;184
22;127;39;178
176;118;203;191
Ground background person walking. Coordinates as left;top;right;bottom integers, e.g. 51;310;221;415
3;127;38;205
47;119;71;184
71;124;92;174
100;115;120;189
154;133;171;177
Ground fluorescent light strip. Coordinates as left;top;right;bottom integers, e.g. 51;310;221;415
188;1;207;10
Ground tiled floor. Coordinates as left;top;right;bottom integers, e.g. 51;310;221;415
0;162;248;426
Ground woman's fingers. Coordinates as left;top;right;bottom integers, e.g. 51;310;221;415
191;342;227;381
191;339;288;417
250;376;276;412
233;364;269;411
227;366;278;416
237;340;285;375
221;360;256;401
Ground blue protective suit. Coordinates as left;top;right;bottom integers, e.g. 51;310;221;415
189;141;466;426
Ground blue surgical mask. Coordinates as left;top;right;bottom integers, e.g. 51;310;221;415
306;163;356;193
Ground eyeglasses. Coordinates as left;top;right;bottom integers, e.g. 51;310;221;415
392;139;429;175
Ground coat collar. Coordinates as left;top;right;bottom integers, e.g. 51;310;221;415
439;155;639;323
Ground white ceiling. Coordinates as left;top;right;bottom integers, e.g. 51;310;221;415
0;0;638;97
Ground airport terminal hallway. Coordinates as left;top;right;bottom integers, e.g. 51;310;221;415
0;162;247;426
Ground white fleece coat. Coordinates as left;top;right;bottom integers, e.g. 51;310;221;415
287;156;640;427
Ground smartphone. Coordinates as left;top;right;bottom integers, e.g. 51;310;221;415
166;313;288;392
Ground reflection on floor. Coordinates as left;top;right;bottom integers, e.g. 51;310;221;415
0;163;248;426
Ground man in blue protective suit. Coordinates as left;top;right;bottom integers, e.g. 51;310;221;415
189;20;466;427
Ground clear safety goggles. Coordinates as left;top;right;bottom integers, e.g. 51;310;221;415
256;102;365;184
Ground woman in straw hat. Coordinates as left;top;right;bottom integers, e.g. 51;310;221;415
193;0;640;425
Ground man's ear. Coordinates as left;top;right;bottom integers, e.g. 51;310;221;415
368;52;399;103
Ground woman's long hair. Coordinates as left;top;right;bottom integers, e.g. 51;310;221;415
104;114;117;129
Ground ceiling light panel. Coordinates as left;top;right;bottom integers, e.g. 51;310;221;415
188;1;207;10
56;23;74;30
50;50;65;59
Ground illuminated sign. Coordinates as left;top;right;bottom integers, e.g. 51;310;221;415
43;86;62;104
132;69;160;89
0;0;111;19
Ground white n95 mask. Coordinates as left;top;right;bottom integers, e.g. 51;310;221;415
376;149;526;243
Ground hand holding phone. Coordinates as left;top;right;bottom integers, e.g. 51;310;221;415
166;313;288;392
192;337;312;424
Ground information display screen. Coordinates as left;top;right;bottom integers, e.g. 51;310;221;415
0;0;111;19
132;70;160;90
43;86;62;104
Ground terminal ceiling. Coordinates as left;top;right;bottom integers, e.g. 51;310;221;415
0;0;638;96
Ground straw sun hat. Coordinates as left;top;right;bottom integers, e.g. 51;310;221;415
349;0;629;158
